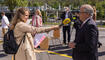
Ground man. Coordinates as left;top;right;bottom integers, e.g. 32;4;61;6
69;4;98;60
1;11;9;37
61;7;73;45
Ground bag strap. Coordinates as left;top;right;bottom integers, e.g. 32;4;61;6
32;16;35;26
18;33;26;48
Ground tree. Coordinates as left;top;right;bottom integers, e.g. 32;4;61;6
96;0;105;19
4;0;28;12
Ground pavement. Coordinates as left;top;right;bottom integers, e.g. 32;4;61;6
98;27;105;31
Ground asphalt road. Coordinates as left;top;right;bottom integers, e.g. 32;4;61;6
0;26;105;60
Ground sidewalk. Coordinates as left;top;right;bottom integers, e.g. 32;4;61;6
0;26;3;43
98;27;105;31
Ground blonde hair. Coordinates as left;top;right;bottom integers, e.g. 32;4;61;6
10;7;30;30
35;9;42;17
92;6;97;21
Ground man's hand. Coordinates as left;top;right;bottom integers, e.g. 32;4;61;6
69;42;76;48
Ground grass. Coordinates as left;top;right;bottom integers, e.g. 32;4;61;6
97;25;105;27
43;22;60;25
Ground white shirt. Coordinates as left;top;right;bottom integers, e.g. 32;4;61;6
64;11;69;26
32;15;42;27
1;15;9;28
65;12;69;19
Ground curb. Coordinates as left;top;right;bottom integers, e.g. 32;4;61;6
48;51;72;58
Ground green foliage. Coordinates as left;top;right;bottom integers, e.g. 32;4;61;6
4;0;16;12
33;2;43;6
41;11;48;22
1;0;105;19
33;2;39;7
17;0;28;7
96;0;105;19
48;0;59;9
4;0;28;12
43;22;60;25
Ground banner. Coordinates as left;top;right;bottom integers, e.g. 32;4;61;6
34;33;47;48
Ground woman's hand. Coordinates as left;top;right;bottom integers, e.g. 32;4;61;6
53;25;60;30
45;25;60;33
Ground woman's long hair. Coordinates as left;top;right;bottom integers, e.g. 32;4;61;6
10;7;29;30
92;6;97;21
35;9;42;17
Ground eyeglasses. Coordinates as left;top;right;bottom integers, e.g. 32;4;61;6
79;12;87;13
79;12;88;15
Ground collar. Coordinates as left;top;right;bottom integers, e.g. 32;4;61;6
80;16;92;28
82;16;92;25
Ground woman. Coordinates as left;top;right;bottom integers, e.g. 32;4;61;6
32;9;47;49
92;6;97;21
92;6;102;48
32;9;42;27
10;7;59;60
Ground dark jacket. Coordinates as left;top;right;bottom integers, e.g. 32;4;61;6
73;17;82;37
73;16;82;31
61;11;73;26
72;18;98;60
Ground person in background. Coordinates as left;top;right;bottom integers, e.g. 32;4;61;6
92;6;102;48
32;9;47;49
61;7;73;45
92;6;97;21
69;4;99;60
73;12;82;38
32;9;42;27
10;7;59;60
1;11;9;37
